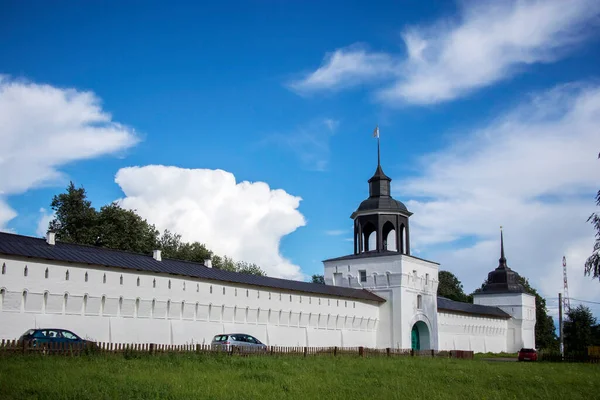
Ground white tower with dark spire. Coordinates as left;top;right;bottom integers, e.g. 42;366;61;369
322;130;440;350
472;229;536;352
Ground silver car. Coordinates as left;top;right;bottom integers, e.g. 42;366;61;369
211;333;267;350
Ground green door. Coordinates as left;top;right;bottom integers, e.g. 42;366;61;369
411;325;420;350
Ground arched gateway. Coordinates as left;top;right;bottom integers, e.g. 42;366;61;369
411;321;430;350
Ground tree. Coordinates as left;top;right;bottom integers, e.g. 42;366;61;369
584;152;600;280
311;274;325;284
211;255;266;276
49;182;98;245
211;255;236;272
235;261;266;277
564;305;597;353
472;275;558;350
437;271;469;302
159;230;213;263
96;203;160;254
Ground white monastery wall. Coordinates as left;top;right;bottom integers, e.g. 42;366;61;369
437;312;508;353
473;292;536;352
0;255;379;347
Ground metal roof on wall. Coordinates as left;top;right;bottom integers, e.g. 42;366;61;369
0;232;385;303
437;296;511;319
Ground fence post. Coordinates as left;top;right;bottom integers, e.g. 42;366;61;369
358;346;364;357
149;343;155;355
386;347;391;357
411;349;414;357
431;349;435;357
334;346;338;357
303;347;307;357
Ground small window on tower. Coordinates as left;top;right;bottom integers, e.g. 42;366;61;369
417;294;423;310
425;273;429;285
359;270;367;283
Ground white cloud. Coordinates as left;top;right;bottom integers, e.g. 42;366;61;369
261;118;339;171
36;208;55;237
287;45;396;94
397;83;600;306
114;165;307;280
0;75;139;229
289;0;600;105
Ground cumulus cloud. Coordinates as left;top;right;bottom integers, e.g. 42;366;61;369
397;83;600;311
114;165;307;280
260;118;339;171
36;208;55;237
0;75;139;229
289;0;600;105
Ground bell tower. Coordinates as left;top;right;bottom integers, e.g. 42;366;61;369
350;131;412;255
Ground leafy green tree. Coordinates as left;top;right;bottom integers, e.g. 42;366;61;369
96;203;160;253
311;274;325;284
472;275;558;350
235;261;266;277
585;152;600;280
159;230;213;263
49;182;98;245
564;305;597;353
211;255;266;276
211;255;236;272
437;271;469;302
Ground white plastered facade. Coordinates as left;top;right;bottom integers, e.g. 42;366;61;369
0;240;535;352
0;255;380;347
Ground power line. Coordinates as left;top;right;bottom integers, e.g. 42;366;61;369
566;297;600;305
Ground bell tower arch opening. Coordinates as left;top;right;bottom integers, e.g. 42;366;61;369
382;221;396;251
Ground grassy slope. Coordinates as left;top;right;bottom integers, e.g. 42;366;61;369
0;354;598;400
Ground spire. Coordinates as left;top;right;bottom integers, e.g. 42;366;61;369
498;226;507;269
373;125;380;167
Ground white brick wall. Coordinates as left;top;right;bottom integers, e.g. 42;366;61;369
0;255;380;346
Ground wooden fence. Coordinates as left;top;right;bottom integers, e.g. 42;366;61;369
539;350;600;364
0;339;474;359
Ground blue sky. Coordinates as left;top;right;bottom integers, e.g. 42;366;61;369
1;0;600;316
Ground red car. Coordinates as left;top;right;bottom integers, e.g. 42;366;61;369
518;348;538;361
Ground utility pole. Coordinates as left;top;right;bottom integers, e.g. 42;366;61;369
559;292;564;358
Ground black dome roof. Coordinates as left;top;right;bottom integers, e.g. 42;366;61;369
357;197;409;213
480;230;525;294
351;163;411;217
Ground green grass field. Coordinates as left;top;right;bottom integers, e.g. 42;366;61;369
0;353;598;400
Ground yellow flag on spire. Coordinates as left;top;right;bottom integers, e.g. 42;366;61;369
373;125;379;138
